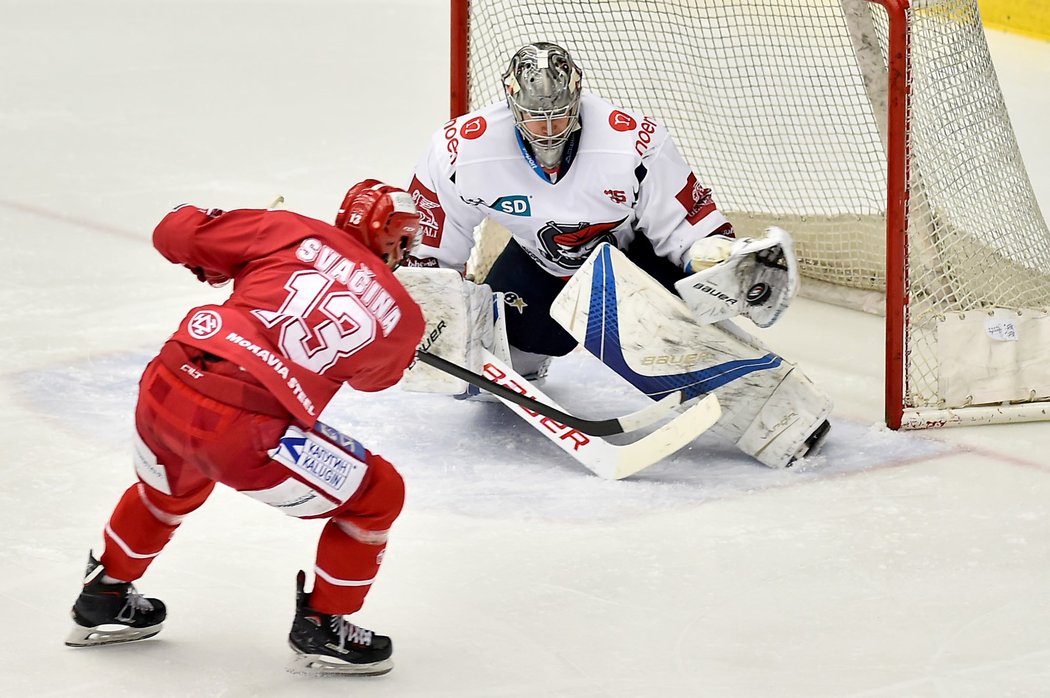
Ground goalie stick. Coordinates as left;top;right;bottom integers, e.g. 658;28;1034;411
415;350;685;436
471;349;721;480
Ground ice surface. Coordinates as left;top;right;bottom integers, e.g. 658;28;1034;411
2;2;1049;696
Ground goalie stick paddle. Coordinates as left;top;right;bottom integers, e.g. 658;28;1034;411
414;350;684;437
473;349;722;480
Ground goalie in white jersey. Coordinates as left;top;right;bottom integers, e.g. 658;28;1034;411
402;42;832;470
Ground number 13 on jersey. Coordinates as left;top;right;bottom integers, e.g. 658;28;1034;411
252;270;377;374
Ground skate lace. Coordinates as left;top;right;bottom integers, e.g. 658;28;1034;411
115;584;155;623
330;616;373;648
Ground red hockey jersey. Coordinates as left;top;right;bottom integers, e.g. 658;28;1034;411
154;205;425;424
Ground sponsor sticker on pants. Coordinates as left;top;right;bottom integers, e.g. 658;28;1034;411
268;426;368;504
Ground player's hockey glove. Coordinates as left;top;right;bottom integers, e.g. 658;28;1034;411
675;227;799;328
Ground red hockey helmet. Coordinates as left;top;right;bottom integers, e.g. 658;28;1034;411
335;179;420;269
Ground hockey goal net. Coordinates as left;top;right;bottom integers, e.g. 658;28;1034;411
451;0;1050;429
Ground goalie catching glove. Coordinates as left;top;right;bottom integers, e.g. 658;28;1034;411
675;227;799;328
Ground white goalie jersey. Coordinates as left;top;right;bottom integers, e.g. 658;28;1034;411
407;93;733;277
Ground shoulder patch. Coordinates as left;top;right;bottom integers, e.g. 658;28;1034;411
461;116;487;140
409;175;445;248
609;110;637;131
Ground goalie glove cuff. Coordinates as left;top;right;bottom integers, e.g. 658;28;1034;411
683;235;736;273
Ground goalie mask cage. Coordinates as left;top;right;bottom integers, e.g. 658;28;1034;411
450;0;1050;430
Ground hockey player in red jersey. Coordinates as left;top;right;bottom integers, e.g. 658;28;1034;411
65;180;425;677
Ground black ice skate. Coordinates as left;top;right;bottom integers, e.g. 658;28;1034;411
65;552;166;647
287;570;393;676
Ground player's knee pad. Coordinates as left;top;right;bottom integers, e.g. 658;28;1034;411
321;452;404;547
136;479;215;520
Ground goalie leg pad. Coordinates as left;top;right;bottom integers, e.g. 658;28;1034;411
710;362;833;468
551;242;832;469
394;267;507;394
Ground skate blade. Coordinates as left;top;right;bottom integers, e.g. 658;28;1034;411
287;652;393;677
65;623;163;647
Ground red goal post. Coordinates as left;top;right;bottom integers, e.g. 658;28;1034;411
449;0;1050;430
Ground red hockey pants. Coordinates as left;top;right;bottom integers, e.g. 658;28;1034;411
99;349;404;615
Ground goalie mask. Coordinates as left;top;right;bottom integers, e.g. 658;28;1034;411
503;42;583;170
336;179;421;270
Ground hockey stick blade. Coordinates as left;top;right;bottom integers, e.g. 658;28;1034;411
609;392;721;479
475;349;722;480
415;350;683;437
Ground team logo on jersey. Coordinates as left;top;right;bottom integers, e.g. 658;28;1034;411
609;110;637;131
461;116;487;139
409;176;445;247
675;172;716;225
491;195;532;216
188;310;222;339
537;218;626;269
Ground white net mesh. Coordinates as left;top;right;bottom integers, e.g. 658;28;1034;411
458;0;1050;416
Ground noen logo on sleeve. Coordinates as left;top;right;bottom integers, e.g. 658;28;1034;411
268;425;368;504
491;195;532;216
